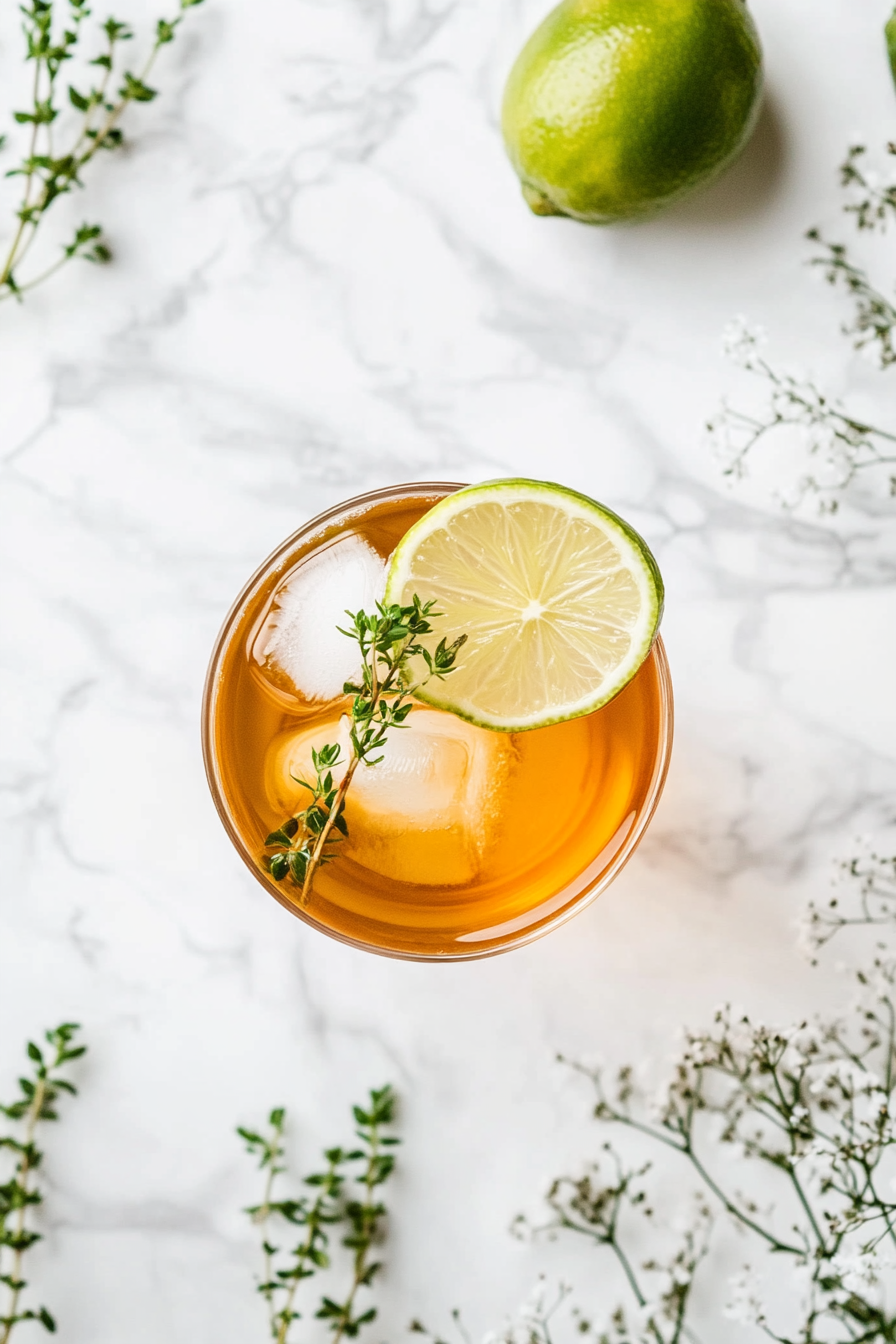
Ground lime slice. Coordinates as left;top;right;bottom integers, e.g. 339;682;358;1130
384;479;664;732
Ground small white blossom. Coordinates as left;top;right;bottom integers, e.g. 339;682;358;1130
634;1302;658;1330
721;317;767;366
860;338;886;369
790;1024;821;1055
517;1280;548;1323
830;1248;895;1291
807;1057;878;1096
723;1268;766;1326
796;908;824;960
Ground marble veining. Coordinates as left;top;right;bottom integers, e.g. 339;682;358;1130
2;0;896;1338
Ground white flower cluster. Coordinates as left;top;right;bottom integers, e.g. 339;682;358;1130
720;316;767;368
708;334;871;507
710;141;896;510
723;1267;766;1327
830;1247;896;1292
525;839;896;1344
481;1279;573;1344
799;848;896;962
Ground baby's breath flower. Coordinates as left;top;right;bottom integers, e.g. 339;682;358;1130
721;316;767;365
517;1279;549;1323
830;1248;894;1292
712;145;896;509
723;1268;766;1327
633;1303;658;1330
511;837;896;1344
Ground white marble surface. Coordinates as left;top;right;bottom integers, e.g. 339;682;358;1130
3;0;896;1338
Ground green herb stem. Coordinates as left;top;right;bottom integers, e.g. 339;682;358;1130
264;596;466;903
273;1149;344;1344
330;1116;383;1344
240;1088;398;1344
316;1086;397;1343
0;1075;47;1344
300;750;361;905
0;1024;85;1343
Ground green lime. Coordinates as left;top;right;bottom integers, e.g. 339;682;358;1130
383;479;664;732
886;6;896;89
502;0;763;224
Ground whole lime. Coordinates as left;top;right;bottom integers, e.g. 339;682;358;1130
502;0;763;224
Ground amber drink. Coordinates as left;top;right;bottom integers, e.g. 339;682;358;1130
202;483;673;960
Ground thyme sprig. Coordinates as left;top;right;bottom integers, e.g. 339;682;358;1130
264;742;348;892
0;1023;86;1344
239;1086;399;1344
263;596;466;903
0;0;205;304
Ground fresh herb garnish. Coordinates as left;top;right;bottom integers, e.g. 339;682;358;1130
263;596;466;903
0;1023;86;1344
0;0;205;304
238;1085;399;1344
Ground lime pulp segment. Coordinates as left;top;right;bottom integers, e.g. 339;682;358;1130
384;479;664;731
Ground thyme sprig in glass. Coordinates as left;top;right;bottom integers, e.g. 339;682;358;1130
263;597;466;903
0;1023;86;1344
239;1086;399;1344
0;0;205;303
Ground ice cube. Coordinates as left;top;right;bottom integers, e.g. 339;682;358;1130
252;534;386;703
266;708;514;886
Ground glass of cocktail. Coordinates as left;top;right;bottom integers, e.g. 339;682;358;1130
202;481;672;961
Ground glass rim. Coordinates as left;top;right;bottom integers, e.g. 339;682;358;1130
201;481;674;963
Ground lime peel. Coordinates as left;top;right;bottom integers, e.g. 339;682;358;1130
502;0;763;225
384;479;664;732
